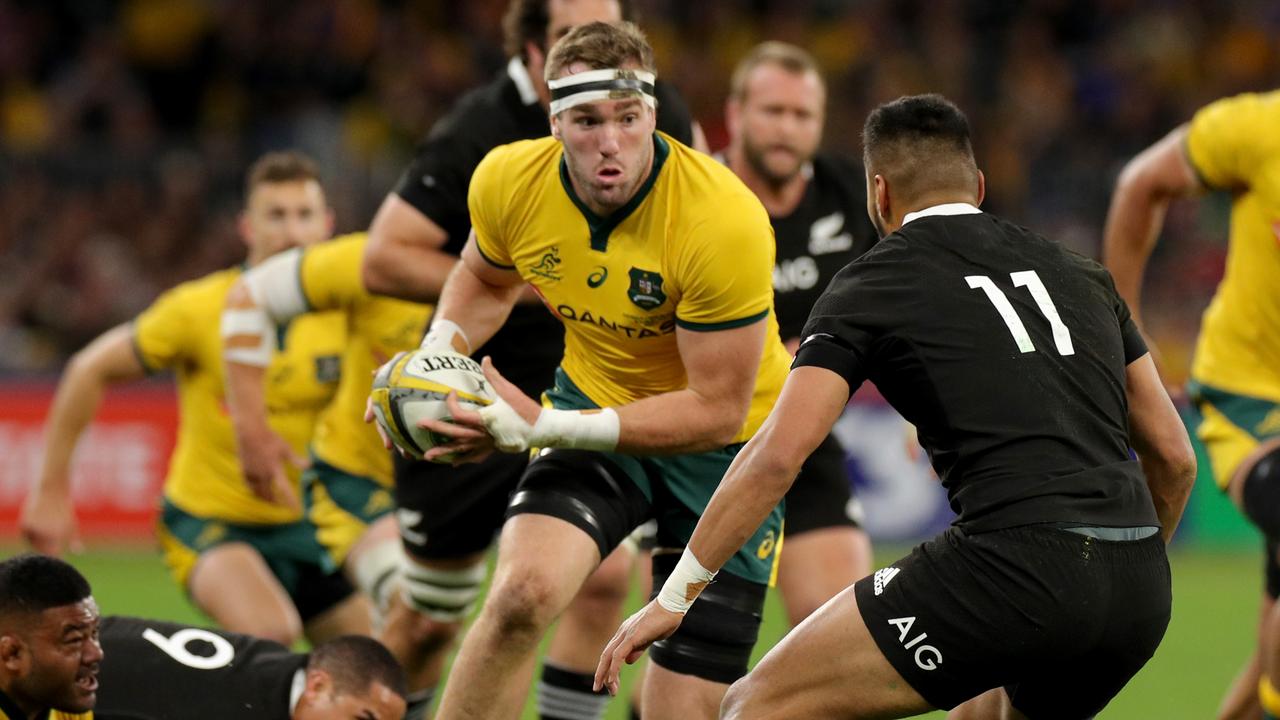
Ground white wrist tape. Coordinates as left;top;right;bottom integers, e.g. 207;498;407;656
478;401;620;453
656;547;717;615
420;319;471;354
244;248;308;323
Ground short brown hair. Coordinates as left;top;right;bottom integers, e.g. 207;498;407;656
729;41;825;102
244;150;321;201
544;21;655;85
502;0;636;62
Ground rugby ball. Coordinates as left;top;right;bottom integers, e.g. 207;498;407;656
369;349;495;461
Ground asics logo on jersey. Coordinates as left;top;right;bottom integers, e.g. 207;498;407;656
888;616;943;671
587;266;608;288
873;566;900;596
808;212;854;255
756;530;777;559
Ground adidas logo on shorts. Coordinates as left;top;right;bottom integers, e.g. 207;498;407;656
873;567;900;596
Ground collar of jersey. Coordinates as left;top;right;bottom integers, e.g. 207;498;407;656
0;685;39;719
559;133;670;252
507;57;540;106
901;202;982;226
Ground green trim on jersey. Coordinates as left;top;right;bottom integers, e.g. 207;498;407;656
676;307;771;332
559;134;671;252
475;241;517;270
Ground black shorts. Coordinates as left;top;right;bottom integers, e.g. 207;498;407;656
392;450;528;560
856;525;1170;718
784;433;862;536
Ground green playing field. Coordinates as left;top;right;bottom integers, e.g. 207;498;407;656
9;544;1259;719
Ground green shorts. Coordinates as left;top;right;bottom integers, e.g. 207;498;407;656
524;368;783;586
1188;381;1280;491
302;457;396;572
156;499;353;620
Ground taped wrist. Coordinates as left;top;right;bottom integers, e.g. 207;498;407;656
655;546;717;614
420;319;471;354
478;402;619;453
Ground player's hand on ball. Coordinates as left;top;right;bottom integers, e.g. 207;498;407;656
420;356;543;463
419;392;496;465
593;600;683;695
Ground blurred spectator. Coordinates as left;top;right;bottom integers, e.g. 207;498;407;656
0;0;1274;377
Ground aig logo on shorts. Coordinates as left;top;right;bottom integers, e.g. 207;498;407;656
888;616;943;671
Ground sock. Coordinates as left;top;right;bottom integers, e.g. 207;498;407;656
1261;676;1280;720
537;663;610;720
403;687;435;720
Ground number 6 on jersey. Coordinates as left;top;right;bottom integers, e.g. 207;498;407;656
966;270;1075;356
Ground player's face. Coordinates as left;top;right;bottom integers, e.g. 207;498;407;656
240;179;332;264
294;679;405;720
8;598;102;714
553;76;657;215
730;64;824;187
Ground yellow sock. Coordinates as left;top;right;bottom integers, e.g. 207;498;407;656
1259;676;1280;719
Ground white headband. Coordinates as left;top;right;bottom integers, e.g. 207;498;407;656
548;68;657;116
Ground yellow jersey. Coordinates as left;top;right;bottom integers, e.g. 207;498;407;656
1186;90;1280;401
133;269;345;524
470;132;790;443
298;233;432;486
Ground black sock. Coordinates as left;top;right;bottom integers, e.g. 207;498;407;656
537;662;610;720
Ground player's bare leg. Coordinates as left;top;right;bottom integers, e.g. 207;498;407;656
189;542;304;647
720;585;932;720
776;527;873;626
302;590;374;644
1227;440;1280;720
947;688;1029;720
380;551;486;717
1219;642;1265;720
638;662;725;719
541;545;635;719
435;514;603;720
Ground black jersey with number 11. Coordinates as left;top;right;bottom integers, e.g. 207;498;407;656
794;208;1159;532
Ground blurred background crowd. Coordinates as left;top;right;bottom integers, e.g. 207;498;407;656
0;0;1275;376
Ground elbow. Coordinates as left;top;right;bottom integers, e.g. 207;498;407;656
361;242;396;296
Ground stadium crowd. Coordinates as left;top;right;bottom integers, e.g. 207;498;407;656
0;0;1275;375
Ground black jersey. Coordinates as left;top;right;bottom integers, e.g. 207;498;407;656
93;616;305;720
769;153;879;340
795;208;1159;532
391;59;696;395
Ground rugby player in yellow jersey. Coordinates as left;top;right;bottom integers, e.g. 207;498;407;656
0;555;98;720
396;22;790;719
19;152;371;649
221;233;444;716
1104;90;1280;720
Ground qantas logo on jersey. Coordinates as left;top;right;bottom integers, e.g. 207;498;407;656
554;304;676;338
808;212;854;255
873;566;900;596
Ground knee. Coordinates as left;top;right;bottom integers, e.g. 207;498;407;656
485;570;560;640
394;603;463;655
250;619;303;649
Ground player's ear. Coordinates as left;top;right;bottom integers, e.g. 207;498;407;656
305;667;334;700
874;174;890;224
0;634;28;672
975;169;986;207
550;114;562;141
725;97;742;138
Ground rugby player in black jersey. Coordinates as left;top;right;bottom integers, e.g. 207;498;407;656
598;94;1196;720
721;41;878;627
93;617;404;720
360;2;702;718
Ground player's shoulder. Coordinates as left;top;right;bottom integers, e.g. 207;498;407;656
425;71;522;146
472;136;562;200
1195;89;1280;126
144;266;239;319
662;135;764;217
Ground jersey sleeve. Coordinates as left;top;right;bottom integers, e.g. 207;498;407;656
793;241;910;390
467;146;516;269
391;119;480;254
672;193;775;330
299;233;370;312
132;284;197;373
1186;92;1278;190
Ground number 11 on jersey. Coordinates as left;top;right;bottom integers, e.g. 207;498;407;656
966;270;1075;356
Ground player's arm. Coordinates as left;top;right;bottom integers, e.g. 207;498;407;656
220;250;314;510
420;233;527;354
362;194;458;302
21;324;147;554
592;365;848;693
1124;353;1197;544
1101;124;1201;332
